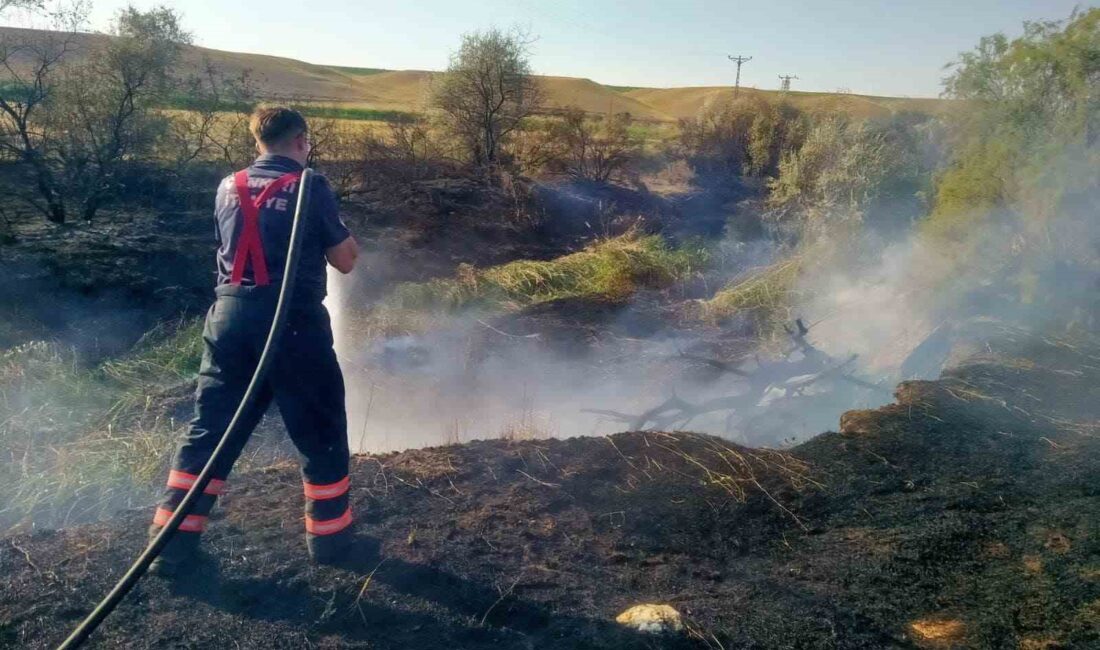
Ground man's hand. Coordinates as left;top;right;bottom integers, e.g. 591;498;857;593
326;235;359;274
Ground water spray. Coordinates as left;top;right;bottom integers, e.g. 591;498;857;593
55;169;315;650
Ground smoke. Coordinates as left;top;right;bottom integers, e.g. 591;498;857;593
326;241;891;454
326;136;1098;455
329;282;702;453
793;238;950;377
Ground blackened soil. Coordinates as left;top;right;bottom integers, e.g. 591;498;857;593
1;335;1098;649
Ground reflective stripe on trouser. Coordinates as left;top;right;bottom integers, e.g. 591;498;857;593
304;476;351;532
148;470;226;561
154;293;350;558
304;473;353;558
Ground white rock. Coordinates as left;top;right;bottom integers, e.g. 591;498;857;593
615;604;683;634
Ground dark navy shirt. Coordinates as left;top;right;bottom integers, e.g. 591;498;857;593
214;155;350;304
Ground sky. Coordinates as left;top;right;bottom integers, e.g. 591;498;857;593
4;0;1089;97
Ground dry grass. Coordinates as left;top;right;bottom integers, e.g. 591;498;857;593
907;617;967;646
642;431;821;528
604;431;823;531
624;85;946;121
0;320;204;532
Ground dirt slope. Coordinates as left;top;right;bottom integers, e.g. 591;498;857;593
1;330;1096;648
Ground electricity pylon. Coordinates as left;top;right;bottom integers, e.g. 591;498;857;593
728;55;752;96
778;74;799;92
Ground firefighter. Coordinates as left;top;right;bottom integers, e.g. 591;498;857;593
149;106;360;575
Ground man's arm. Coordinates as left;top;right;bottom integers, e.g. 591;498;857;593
326;235;359;274
311;173;358;273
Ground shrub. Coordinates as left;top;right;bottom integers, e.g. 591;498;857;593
923;8;1099;328
766;114;933;242
358;116;452;183
679;96;805;179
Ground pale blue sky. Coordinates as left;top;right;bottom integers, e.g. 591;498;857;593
7;1;1090;97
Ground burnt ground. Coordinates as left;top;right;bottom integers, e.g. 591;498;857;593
1;333;1097;649
0;172;723;354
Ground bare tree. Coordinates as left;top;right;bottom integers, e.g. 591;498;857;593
431;27;542;169
549;107;636;183
166;59;256;170
305;116;371;197
0;3;86;222
40;5;190;221
0;1;46;13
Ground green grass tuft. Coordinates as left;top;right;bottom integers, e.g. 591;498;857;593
390;232;707;313
699;256;804;343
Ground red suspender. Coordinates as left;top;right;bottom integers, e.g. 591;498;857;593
230;170;303;286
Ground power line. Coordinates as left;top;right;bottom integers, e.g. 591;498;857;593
778;74;799;92
727;54;752;96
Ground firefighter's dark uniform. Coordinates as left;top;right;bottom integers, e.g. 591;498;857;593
151;154;353;565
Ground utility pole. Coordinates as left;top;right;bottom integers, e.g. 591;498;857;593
728;55;752;96
778;74;799;92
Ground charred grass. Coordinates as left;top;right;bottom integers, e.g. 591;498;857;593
1;331;1097;648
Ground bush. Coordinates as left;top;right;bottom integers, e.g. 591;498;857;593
766;114;933;242
358;116;453;184
679;96;805;179
930;8;1099;225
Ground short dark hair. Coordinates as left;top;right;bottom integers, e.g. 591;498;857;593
249;106;308;147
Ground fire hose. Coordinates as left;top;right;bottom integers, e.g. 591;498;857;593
56;168;315;650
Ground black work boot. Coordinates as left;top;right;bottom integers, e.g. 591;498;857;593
147;526;202;578
308;527;356;567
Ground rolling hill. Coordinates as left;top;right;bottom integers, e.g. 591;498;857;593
0;26;943;121
623;85;946;120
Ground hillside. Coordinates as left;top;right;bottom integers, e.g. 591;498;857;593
623;85;947;120
0;26;943;121
333;70;670;121
2;332;1097;648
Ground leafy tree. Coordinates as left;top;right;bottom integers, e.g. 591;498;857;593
923;9;1098;327
431;27;542;169
930;8;1098;232
0;1;45;13
55;5;191;220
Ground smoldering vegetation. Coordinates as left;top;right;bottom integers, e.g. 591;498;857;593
332;9;1100;453
0;4;1097;544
